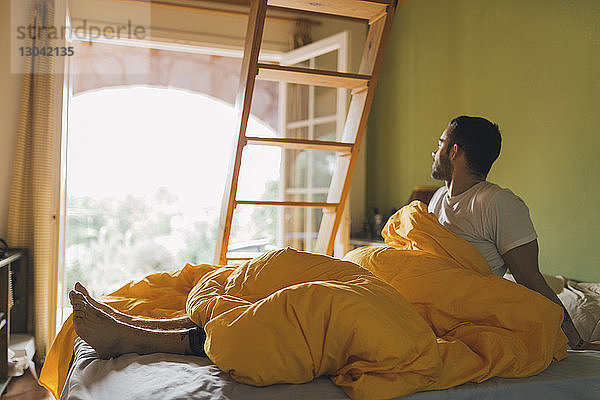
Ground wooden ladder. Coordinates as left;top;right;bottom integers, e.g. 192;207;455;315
214;0;399;265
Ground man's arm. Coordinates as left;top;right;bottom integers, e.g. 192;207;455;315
502;239;600;351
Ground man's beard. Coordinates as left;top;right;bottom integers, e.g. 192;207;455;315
431;152;452;181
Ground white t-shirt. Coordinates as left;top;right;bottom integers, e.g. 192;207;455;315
428;181;537;276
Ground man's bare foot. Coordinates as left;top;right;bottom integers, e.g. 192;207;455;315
70;289;196;357
69;289;125;359
73;282;132;322
73;282;195;330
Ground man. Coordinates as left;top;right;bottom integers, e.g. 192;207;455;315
428;115;599;350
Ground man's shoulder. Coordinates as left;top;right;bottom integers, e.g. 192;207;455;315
428;185;447;212
432;185;448;198
477;181;530;214
475;181;519;201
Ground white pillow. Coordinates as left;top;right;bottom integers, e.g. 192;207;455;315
504;273;600;342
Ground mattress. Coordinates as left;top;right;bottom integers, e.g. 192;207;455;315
60;339;600;400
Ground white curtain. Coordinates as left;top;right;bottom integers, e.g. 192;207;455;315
8;0;62;357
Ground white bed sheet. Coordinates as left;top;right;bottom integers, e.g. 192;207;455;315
60;339;600;400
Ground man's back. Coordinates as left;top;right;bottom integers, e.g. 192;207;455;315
428;181;537;276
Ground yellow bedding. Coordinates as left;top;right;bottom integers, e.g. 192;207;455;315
344;201;568;390
40;201;567;400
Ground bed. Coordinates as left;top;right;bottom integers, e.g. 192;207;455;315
57;267;600;400
45;205;600;399
60;338;600;400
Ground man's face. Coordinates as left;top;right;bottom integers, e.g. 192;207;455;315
431;126;453;181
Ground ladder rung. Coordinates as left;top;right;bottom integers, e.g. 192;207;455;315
267;0;390;20
236;200;339;208
245;136;353;152
257;63;370;89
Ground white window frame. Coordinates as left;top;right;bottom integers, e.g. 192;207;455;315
277;31;349;252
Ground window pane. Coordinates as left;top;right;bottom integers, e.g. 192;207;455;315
314;50;338;71
283;148;336;190
286;127;309;140
229;204;324;253
312;151;336;187
314;86;337;118
286;83;309;123
284;149;309;188
314;121;337;141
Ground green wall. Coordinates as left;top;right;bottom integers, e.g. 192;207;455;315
367;0;600;281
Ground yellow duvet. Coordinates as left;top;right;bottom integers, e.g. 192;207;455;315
40;202;567;400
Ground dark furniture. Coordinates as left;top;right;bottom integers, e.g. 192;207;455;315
0;249;28;393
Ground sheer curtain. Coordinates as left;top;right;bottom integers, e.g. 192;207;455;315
8;0;64;356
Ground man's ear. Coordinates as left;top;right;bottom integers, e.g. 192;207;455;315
449;144;460;160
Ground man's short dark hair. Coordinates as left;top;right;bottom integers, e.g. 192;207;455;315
447;116;501;178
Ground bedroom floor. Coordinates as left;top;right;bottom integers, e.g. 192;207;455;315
2;368;52;400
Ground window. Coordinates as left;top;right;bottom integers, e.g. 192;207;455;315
60;41;280;321
59;31;350;322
